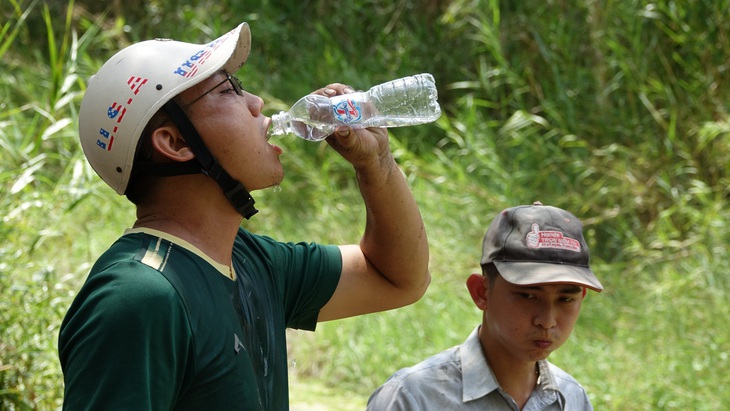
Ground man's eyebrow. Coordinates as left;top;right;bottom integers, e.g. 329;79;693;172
559;285;583;294
517;285;544;292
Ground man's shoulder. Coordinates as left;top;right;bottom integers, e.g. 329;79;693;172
84;258;181;309
84;233;189;302
233;226;341;270
545;361;586;388
544;360;593;407
386;344;462;385
367;344;467;410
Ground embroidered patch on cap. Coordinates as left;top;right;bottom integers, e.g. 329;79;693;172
525;223;581;252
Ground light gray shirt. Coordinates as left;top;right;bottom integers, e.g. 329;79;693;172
367;327;593;410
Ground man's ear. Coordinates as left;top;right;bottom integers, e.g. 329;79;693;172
466;273;489;310
150;125;195;162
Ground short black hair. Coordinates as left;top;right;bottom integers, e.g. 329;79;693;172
125;108;167;205
481;262;501;286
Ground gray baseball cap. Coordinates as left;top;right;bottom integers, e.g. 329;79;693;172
481;201;604;292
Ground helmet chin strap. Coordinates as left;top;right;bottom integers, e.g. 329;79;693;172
162;100;258;219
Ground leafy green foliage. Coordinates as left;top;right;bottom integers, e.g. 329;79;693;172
1;0;728;409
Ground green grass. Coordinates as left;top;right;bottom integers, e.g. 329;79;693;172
2;0;729;410
289;376;367;411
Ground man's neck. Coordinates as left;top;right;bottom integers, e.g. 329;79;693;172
480;331;539;409
133;178;244;266
493;361;538;409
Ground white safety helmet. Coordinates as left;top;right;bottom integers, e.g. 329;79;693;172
78;22;251;195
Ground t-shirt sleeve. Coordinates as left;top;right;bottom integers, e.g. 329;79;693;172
58;261;192;410
237;230;342;331
282;241;342;330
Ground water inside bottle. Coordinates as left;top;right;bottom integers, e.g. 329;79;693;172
267;73;441;141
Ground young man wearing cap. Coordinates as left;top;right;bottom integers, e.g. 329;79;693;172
58;22;430;410
367;202;602;410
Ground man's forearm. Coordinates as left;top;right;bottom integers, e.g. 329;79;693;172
356;156;430;298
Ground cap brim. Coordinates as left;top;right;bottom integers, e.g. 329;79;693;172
493;261;604;292
221;22;251;74
181;22;250;87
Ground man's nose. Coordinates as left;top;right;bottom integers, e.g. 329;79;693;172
533;304;557;329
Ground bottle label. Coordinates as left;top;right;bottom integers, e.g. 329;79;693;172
332;99;362;124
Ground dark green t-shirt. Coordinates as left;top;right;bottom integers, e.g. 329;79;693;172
59;227;342;410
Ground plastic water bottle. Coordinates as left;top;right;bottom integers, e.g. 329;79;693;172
267;73;442;141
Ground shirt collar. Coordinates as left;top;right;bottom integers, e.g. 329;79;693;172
124;227;235;280
534;359;563;407
461;326;499;402
536;359;559;391
460;326;564;404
